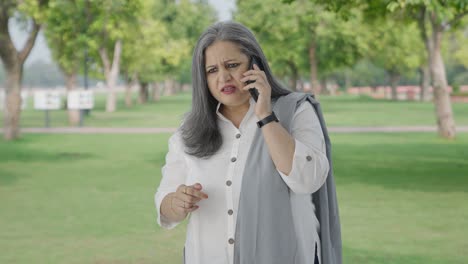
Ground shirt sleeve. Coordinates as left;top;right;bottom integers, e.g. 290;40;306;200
277;101;330;194
154;131;188;229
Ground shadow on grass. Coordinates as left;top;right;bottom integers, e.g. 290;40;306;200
0;140;95;186
0;168;20;186
0;137;95;164
333;140;468;193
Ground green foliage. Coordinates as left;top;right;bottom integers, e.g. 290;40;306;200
16;0;50;23
236;0;368;81
119;0;216;83
44;0;87;75
154;0;217;80
366;19;423;77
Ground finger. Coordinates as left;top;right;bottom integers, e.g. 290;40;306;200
242;68;262;76
180;193;202;204
177;184;187;194
193;183;203;190
171;197;191;216
185;205;200;213
185;184;209;199
240;75;259;83
175;197;195;210
242;79;266;91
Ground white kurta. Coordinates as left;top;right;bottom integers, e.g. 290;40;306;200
155;98;329;264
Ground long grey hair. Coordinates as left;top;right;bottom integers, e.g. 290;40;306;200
181;21;291;158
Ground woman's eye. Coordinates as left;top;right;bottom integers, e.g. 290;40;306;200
227;63;239;68
207;68;217;74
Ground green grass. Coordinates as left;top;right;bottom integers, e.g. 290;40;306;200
1;133;467;263
319;95;468;126
3;92;468;128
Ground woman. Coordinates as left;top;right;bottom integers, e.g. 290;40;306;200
155;21;341;264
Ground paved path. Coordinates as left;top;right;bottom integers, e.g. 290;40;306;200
4;126;468;134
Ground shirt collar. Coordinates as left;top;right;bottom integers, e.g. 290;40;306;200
216;97;256;125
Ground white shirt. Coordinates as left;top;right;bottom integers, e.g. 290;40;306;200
155;98;329;264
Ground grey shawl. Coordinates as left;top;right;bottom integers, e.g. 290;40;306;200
234;92;342;264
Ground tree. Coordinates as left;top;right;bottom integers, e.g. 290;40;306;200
389;0;468;138
236;0;307;91
85;0;142;112
119;0;170;105
236;0;367;94
44;0;87;125
0;0;49;140
297;0;468;138
157;0;216;96
367;19;422;100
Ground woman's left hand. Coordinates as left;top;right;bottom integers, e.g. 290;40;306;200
241;64;272;119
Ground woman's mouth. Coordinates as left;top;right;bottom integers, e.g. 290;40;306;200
221;85;236;94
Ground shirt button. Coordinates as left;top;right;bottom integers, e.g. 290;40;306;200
226;180;232;186
236;133;241;139
231;157;237;162
306;155;312;161
228;238;235;244
228;209;234;215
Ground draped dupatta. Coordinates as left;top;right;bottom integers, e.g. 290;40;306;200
234;92;342;264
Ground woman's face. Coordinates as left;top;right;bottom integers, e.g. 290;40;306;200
204;41;251;109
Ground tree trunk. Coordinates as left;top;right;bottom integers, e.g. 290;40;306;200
419;64;431;101
182;83;191;92
389;71;400;101
152;82;161;102
416;12;432;103
344;69;351;91
287;61;298;91
418;8;455;138
139;82;149;104
124;80;133;108
175;81;182;94
164;78;175;96
320;79;327;95
430;27;456;139
3;66;22;140
64;72;80;126
298;79;304;92
99;40;122;113
308;40;320;95
0;15;41;140
124;73;136;108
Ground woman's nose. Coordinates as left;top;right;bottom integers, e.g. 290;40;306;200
218;68;232;83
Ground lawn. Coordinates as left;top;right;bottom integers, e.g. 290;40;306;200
1;133;467;263
3;91;468;128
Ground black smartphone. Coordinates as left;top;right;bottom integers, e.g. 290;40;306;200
245;56;261;102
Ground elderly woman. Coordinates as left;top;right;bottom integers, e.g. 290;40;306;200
155;21;341;264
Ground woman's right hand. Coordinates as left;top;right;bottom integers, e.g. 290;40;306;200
170;183;209;217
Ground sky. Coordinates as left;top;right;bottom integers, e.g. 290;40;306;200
10;0;235;66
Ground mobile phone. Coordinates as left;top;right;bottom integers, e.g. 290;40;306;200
245;56;261;102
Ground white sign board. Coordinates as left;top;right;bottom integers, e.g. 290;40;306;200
34;90;62;110
67;90;94;110
1;90;29;110
21;91;28;110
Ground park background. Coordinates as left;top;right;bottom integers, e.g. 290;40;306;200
1;0;467;263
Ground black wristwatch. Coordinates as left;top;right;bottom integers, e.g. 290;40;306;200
257;112;279;128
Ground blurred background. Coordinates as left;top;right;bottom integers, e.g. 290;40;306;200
1;0;467;263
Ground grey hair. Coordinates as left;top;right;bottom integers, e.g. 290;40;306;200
181;21;291;158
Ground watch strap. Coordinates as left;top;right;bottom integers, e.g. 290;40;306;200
257;112;279;128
